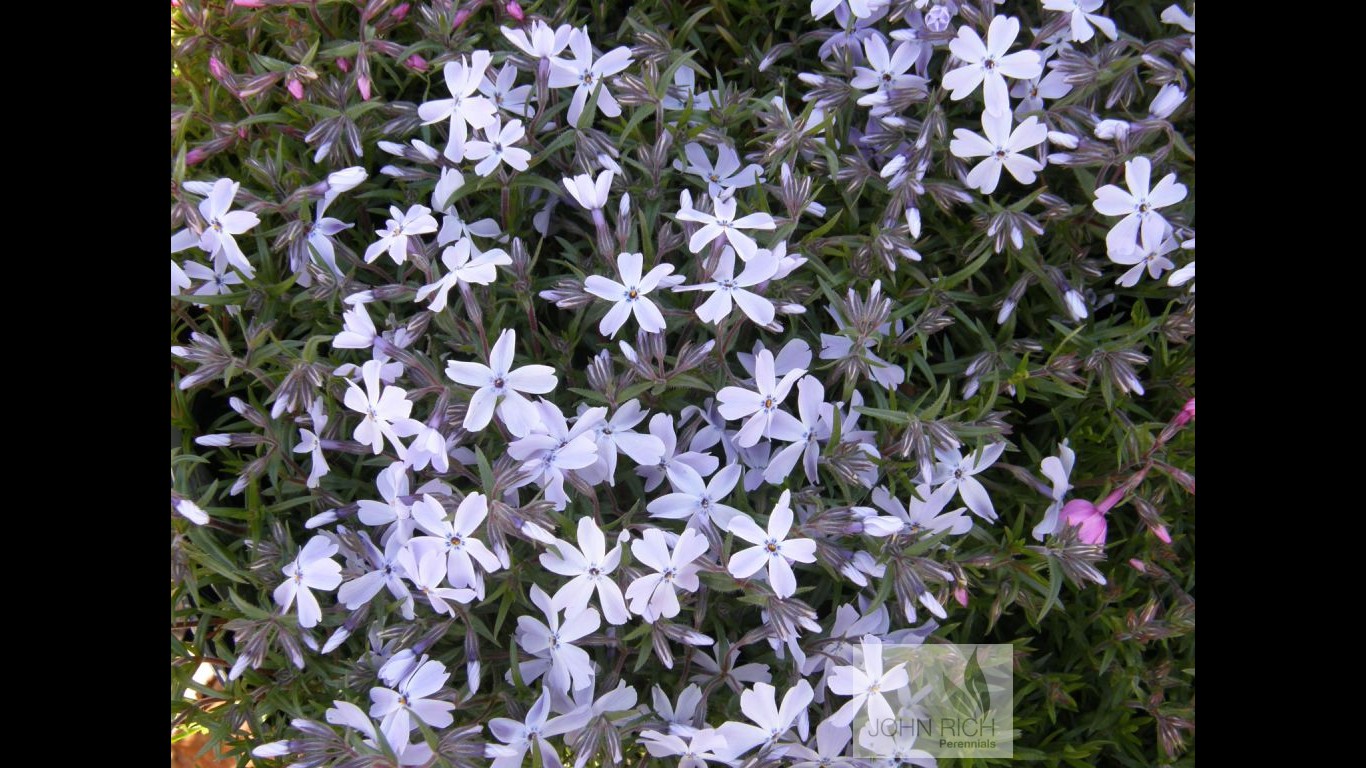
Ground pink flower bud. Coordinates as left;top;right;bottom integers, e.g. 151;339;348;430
453;7;473;28
186;147;209;166
209;56;227;80
1128;559;1147;573
954;586;969;608
286;78;304;100
233;0;266;7
337;57;352;73
1061;499;1107;546
357;75;372;101
1149;523;1172;544
1096;488;1125;514
504;1;524;21
404;54;428;72
1175;398;1195;427
390;2;410;20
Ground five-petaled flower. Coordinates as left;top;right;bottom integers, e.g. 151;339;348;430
343;360;424;458
942;15;1043;117
584;252;675;337
272;535;343;628
363;204;438;265
726;490;819;598
717;349;808;448
446;329;557;436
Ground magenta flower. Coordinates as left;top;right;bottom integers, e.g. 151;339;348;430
1060;499;1106;545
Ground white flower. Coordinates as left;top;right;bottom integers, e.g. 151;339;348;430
485;693;579;768
414;238;511;312
1168;244;1195;293
1042;0;1118;43
715;680;814;760
541;516;630;625
1091;156;1187;258
863;484;973;539
332;304;379;350
363;204;438;264
762;377;831;485
506;400;603;510
549;27;634;125
941;15;1043;117
1009;67;1072;117
445;329;557;436
787;720;858;768
1111;229;1178;287
397;543;477;615
563;168;615;213
293;397;330;489
337;531;414;619
639;728;730;768
648;462;744;531
516;584;600;694
676;143;762;198
661;66;716;111
625;528;710;622
272;535;343;628
1032;440;1076;540
828;634;909;727
949;111;1048;194
369;657;456;749
674;245;779;327
651;683;706;738
183;259;244;301
171;261;191;295
324;166;368;195
584;252;675;337
501;20;574;60
171;178;261;277
304;195;355;279
343;360;424;457
579;399;667;485
356;461;415;539
465;117;533;177
1149;82;1186;119
726;490;818;598
738;339;813;382
323;700;433;766
851;35;928;98
411;492;502;595
716;349;807;448
479;61;534;118
928;443;1008;521
674;190;776;261
636;413;721;492
417;51;498;162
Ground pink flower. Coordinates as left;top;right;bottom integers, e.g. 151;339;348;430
1061;499;1106;545
505;1;525;21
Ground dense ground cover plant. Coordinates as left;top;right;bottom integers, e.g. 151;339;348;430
170;1;1195;766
